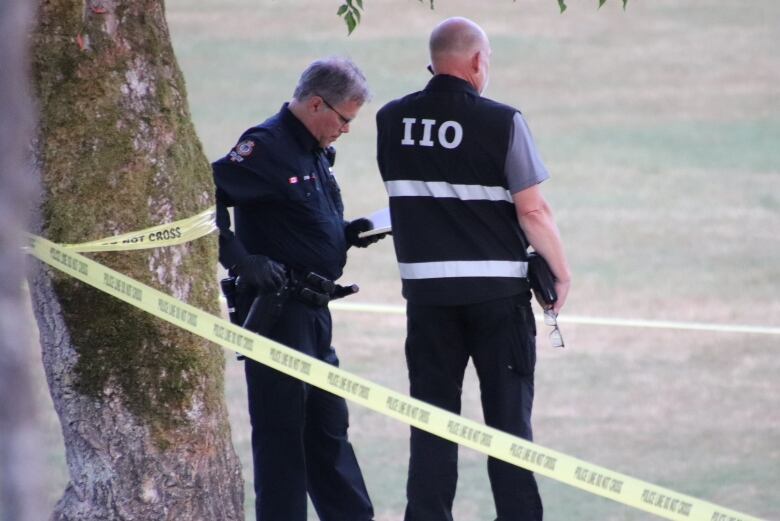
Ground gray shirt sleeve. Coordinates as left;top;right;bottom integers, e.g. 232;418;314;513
505;112;550;194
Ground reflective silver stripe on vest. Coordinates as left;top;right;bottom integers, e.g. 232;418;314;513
398;260;528;279
385;180;512;202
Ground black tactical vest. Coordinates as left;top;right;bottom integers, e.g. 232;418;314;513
377;75;530;305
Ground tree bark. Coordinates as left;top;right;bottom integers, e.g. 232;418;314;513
29;0;244;519
0;1;45;520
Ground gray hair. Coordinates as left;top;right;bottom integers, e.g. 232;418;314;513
293;57;371;105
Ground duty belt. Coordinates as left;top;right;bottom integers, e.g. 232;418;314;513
220;268;359;337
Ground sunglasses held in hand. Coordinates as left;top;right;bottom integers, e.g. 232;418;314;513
543;308;565;349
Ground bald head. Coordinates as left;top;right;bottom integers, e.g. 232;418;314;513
429;17;491;93
430;17;488;60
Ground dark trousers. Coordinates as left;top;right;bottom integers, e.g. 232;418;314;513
243;298;374;521
403;292;543;521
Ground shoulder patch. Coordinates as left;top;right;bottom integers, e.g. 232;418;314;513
236;140;255;156
228;139;256;163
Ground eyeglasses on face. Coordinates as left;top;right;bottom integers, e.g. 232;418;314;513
543;308;565;349
319;96;352;127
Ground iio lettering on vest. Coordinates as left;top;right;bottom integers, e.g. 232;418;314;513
401;117;463;149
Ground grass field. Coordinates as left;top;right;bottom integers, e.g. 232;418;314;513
33;0;779;519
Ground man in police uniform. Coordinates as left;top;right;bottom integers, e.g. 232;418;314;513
213;57;382;521
376;18;571;521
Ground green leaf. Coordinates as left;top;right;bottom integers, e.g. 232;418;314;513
345;11;356;34
352;6;361;22
355;0;363;9
337;3;348;16
558;0;567;13
623;0;629;8
346;0;353;9
598;0;607;8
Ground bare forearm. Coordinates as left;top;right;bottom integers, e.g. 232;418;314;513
512;185;571;311
517;201;571;283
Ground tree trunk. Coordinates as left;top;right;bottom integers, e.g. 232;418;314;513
29;0;244;519
0;1;45;520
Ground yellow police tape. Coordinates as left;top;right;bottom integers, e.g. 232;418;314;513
62;206;217;252
27;234;764;521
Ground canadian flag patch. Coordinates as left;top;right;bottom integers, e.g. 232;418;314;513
288;176;299;184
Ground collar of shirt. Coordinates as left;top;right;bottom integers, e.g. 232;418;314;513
424;74;479;96
279;102;321;153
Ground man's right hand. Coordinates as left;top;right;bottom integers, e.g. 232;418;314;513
551;278;570;314
234;255;286;293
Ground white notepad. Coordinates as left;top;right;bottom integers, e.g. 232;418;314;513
357;207;392;238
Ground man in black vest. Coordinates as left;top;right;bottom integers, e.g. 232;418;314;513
376;17;571;521
213;57;381;521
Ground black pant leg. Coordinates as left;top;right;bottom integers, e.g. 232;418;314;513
404;303;470;521
305;307;374;521
245;358;308;521
244;299;315;521
467;294;543;521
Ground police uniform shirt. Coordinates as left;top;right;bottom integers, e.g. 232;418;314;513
377;74;550;305
213;103;348;281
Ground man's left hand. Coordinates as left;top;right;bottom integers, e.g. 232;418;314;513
346;218;388;248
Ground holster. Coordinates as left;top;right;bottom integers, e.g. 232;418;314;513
242;286;289;335
220;276;289;361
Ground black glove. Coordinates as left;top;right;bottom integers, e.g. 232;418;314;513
346;218;386;248
234;255;286;293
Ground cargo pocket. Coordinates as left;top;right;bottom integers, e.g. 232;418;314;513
509;304;537;377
